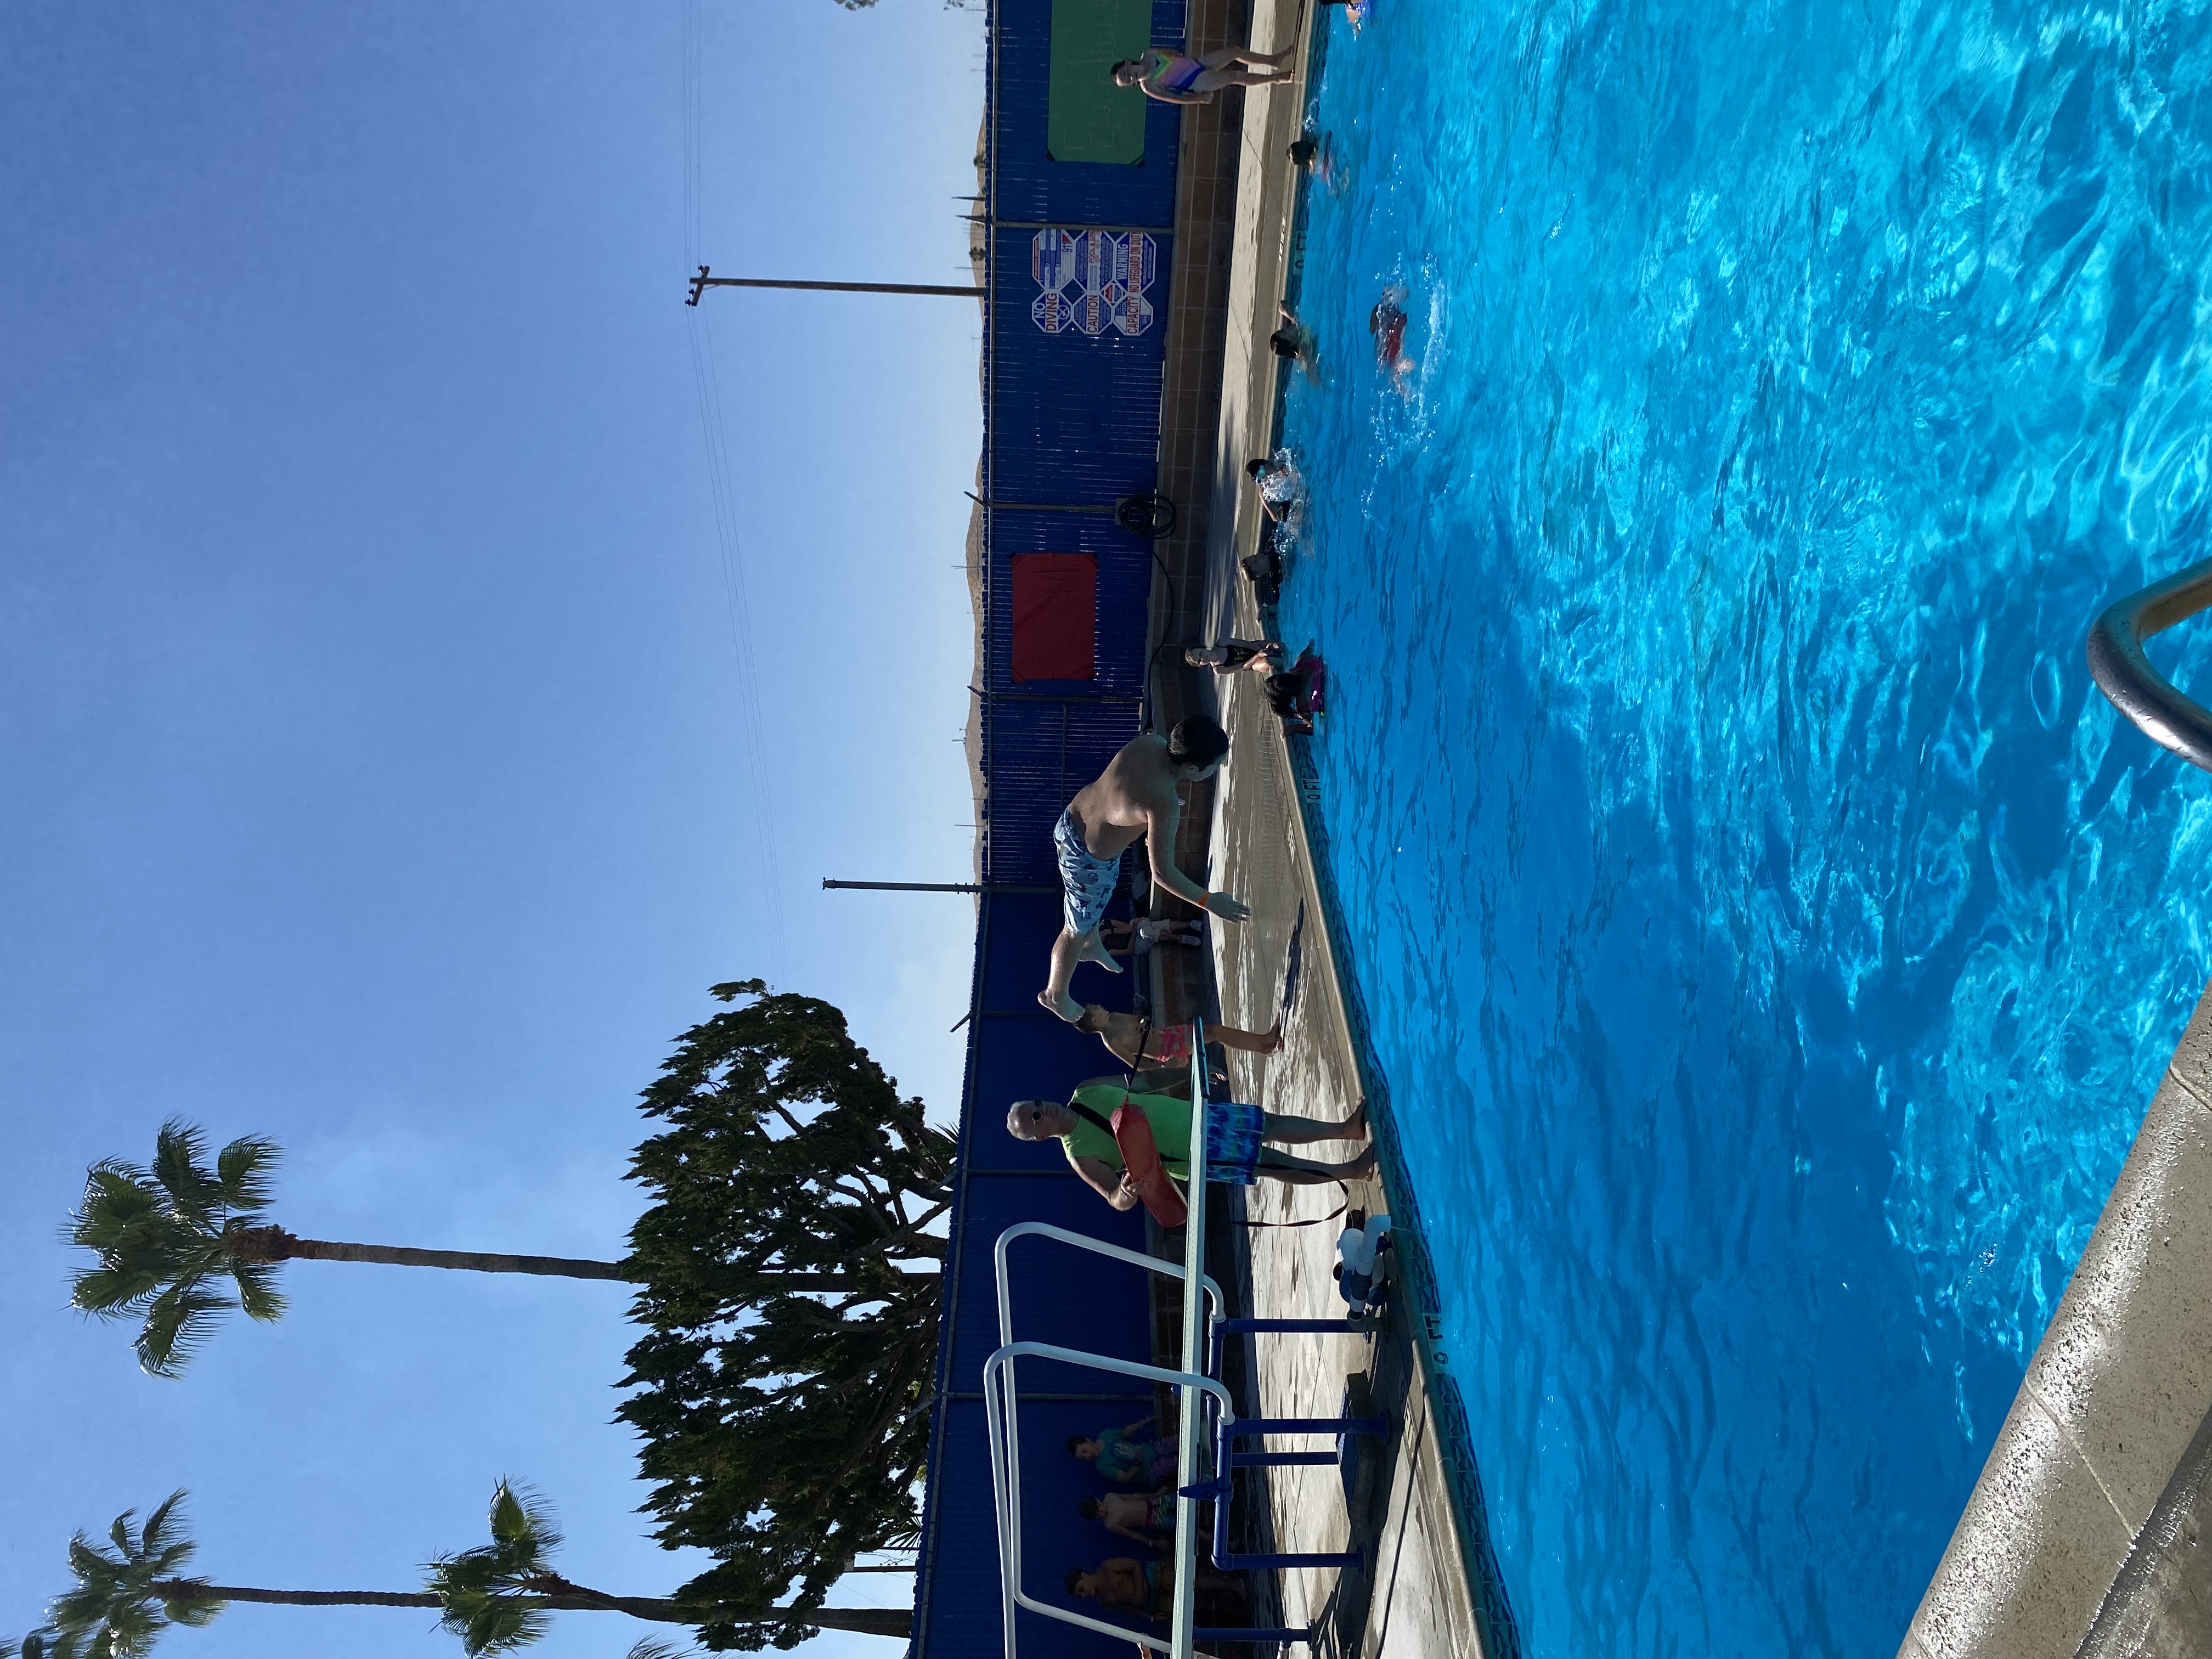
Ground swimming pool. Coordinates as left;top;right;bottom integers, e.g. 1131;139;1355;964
1278;1;2212;1652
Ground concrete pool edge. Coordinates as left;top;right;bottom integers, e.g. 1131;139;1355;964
1900;974;2212;1659
1193;4;1522;1651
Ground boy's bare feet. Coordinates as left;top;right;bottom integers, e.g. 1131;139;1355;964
1076;932;1125;973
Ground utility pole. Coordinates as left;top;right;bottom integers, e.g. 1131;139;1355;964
687;264;984;306
821;879;1056;895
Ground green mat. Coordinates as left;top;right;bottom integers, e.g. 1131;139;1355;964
1047;0;1152;165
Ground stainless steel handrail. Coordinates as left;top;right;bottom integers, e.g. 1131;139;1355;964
2087;556;2212;770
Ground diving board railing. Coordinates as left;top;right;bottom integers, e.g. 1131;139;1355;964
1169;1015;1211;1659
2088;555;2212;771
985;1219;1230;1656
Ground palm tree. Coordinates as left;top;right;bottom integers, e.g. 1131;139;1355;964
426;1481;908;1651
2;1491;908;1658
70;1119;904;1379
66;1120;631;1378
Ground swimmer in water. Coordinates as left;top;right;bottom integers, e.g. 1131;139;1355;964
1268;302;1319;382
1265;644;1327;737
1288;134;1339;189
1369;284;1414;387
1245;453;1304;522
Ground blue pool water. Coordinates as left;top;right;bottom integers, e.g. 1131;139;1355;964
1279;1;2212;1652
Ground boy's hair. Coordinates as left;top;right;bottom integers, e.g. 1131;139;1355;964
1076;1497;1100;1518
1246;456;1271;479
1166;714;1231;769
1288;138;1318;165
1075;1004;1109;1033
1066;1434;1088;1454
1065;1569;1086;1594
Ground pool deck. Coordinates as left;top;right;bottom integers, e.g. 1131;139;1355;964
1900;974;2212;1659
1183;3;1496;1654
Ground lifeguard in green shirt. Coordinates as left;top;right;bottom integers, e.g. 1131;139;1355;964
1006;1079;1372;1210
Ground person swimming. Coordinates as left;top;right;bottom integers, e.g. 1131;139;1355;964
1288;134;1339;189
1265;646;1327;736
1369;284;1410;375
1111;44;1297;105
1245;452;1304;522
1269;302;1319;381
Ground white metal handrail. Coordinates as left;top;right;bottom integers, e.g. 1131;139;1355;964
991;1221;1224;1351
1170;1019;1210;1657
983;1340;1232;1654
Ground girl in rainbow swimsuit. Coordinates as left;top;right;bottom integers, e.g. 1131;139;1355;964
1111;42;1296;104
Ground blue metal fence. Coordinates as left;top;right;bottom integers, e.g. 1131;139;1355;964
910;0;1195;1647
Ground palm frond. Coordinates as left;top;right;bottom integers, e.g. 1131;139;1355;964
425;1480;569;1657
624;1640;696;1659
63;1534;120;1593
137;1494;190;1567
68;1264;164;1321
67;1166;161;1248
161;1596;221;1631
487;1482;560;1559
29;1494;213;1659
134;1282;235;1379
436;1584;551;1657
228;1260;286;1323
149;1121;222;1225
211;1136;280;1215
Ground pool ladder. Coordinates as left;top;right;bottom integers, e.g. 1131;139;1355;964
2088;556;2212;769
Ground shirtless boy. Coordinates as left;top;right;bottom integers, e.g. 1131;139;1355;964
1078;1488;1174;1544
1041;716;1249;1023
1065;1556;1240;1621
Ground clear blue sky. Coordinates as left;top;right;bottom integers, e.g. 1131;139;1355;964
0;4;984;1655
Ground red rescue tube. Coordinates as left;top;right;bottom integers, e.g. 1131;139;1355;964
1112;1100;1188;1228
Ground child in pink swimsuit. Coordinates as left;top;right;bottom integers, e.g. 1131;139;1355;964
1075;1004;1285;1068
